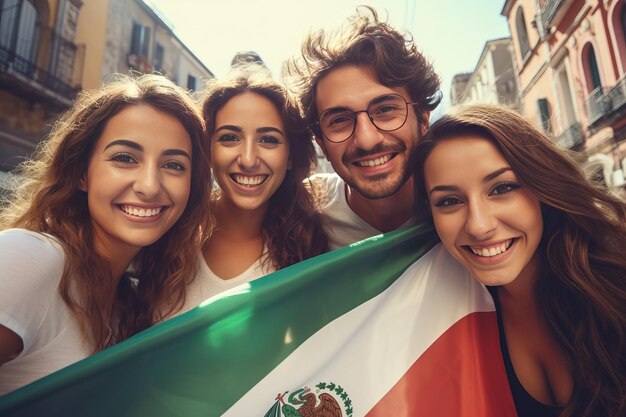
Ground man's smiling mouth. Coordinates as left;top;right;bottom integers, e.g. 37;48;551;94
354;153;397;167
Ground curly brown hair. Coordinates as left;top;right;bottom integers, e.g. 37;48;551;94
0;74;213;351
202;64;328;269
283;5;441;139
414;104;626;417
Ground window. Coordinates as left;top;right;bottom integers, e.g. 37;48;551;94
537;98;552;134
587;46;602;90
516;7;530;60
154;43;164;71
130;22;150;57
187;74;196;91
0;0;39;61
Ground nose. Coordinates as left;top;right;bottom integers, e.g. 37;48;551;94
133;163;161;199
238;139;260;169
465;199;497;239
352;111;384;151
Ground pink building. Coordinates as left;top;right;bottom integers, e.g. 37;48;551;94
502;0;626;189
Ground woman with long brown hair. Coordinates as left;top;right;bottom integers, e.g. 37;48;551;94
178;64;327;308
0;74;211;395
413;104;626;417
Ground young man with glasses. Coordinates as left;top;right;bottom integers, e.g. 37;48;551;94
285;6;441;249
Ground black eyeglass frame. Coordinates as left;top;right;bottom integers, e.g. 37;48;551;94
315;93;421;144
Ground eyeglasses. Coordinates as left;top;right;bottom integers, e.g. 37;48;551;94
317;93;419;143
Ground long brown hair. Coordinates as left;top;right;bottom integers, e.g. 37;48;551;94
283;5;441;139
414;104;626;417
0;74;212;351
202;64;328;269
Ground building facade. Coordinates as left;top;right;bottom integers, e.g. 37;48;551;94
0;0;84;172
451;37;520;111
0;0;213;178
502;0;626;189
76;0;213;92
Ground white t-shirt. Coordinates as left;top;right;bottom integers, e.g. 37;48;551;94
174;253;275;316
0;229;91;396
308;173;414;250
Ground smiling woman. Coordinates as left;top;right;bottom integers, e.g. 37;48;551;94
0;74;212;395
173;64;328;310
413;104;626;417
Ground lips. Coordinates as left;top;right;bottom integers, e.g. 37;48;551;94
352;152;398;168
354;153;395;167
465;238;516;258
230;174;268;187
467;239;514;257
119;204;163;217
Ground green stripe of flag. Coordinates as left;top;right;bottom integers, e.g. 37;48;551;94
0;223;438;417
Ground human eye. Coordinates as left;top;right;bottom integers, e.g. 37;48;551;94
328;113;352;126
109;152;137;164
372;103;402;115
216;133;239;143
321;110;353;130
162;160;187;172
370;96;404;116
258;135;280;145
433;196;463;208
490;182;520;196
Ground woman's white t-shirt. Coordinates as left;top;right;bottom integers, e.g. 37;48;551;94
175;252;275;315
0;229;91;396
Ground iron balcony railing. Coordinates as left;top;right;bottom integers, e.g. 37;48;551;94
542;0;565;25
586;75;626;126
555;122;584;149
0;29;83;100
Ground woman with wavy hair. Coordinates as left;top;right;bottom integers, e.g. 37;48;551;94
414;104;626;417
179;64;327;306
0;74;211;395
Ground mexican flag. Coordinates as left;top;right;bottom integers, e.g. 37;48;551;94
0;224;517;417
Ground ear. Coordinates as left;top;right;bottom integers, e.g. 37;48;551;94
287;159;293;170
78;175;87;192
420;110;431;137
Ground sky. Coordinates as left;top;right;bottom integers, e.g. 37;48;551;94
146;0;510;113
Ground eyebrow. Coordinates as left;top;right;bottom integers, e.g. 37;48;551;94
257;126;285;136
320;94;401;115
103;139;191;160
215;125;285;136
104;139;142;151
428;167;513;194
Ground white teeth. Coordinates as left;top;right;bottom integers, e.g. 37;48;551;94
357;154;391;167
232;175;267;187
470;239;512;257
121;205;162;217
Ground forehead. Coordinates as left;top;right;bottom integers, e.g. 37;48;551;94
97;104;192;152
315;65;410;114
425;135;510;182
216;92;283;127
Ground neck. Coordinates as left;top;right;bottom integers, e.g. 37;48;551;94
93;241;137;283
212;197;266;240
497;253;542;311
346;178;414;232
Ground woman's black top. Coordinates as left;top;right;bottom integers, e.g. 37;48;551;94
489;287;563;417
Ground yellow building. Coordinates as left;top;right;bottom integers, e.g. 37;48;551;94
75;0;213;92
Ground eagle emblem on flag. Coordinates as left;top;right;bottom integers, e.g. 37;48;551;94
264;382;353;417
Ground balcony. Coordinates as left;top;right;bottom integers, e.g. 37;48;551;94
555;122;584;149
586;75;626;129
0;29;83;108
542;0;573;28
